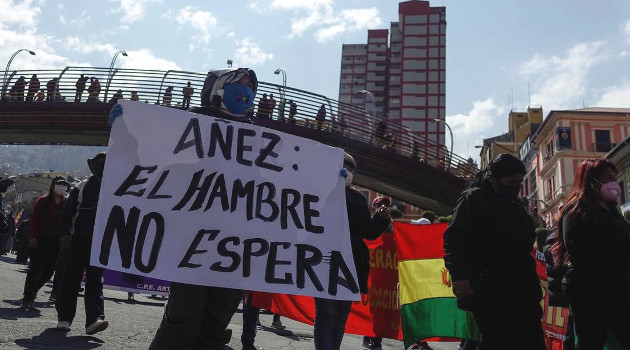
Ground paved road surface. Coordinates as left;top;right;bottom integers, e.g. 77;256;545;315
0;253;458;349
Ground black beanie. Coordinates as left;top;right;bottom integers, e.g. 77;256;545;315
487;153;525;178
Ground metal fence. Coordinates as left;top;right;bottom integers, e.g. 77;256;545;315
1;67;478;179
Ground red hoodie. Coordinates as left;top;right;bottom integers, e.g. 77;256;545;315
29;194;66;240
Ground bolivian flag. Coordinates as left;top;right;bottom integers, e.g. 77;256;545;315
394;222;479;348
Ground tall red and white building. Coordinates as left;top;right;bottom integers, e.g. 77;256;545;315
338;0;447;150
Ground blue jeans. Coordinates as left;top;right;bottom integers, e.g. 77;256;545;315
314;297;352;350
241;295;260;347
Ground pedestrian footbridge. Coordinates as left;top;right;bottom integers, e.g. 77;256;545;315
0;67;476;214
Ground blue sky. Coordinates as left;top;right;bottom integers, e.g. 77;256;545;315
2;0;630;160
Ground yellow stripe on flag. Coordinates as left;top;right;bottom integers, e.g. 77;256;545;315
398;258;454;306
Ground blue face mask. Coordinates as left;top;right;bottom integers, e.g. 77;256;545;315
222;83;254;115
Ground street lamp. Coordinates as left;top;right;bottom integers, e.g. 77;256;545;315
3;49;36;99
431;118;453;171
357;89;376;143
104;50;128;102
274;68;286;102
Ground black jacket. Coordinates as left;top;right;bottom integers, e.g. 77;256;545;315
562;202;630;295
346;187;390;294
443;182;542;312
58;176;101;241
543;229;568;307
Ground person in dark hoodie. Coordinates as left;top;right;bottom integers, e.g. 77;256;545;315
20;175;69;310
54;152;108;335
110;67;259;350
443;153;545;350
313;152;391;350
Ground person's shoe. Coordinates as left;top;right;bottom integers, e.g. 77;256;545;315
255;318;261;326
56;321;71;331
48;294;56;302
20;300;34;310
271;319;285;329
86;319;109;335
362;340;372;349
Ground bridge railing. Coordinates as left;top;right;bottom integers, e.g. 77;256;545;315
1;67;478;179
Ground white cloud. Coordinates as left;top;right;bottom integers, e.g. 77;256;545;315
119;48;180;70
446;98;506;160
70;10;91;27
58;15;66;24
110;0;158;26
234;38;273;66
249;0;381;43
314;8;381;42
620;50;629;57
520;42;609;110
0;0;41;30
174;6;218;44
64;37;117;55
621;19;630;44
595;80;630;107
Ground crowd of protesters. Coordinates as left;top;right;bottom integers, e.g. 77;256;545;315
6;67;622;350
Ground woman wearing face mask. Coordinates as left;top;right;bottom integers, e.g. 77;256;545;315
551;158;630;349
20;176;68;310
443;153;545;350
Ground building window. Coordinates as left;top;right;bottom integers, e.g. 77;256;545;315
595;130;611;152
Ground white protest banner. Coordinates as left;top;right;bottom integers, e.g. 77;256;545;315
91;100;360;300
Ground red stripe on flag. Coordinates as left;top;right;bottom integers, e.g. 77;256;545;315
394;222;448;261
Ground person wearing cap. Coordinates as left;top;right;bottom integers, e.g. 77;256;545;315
20;175;69;310
54;152;109;335
314;152;392;350
443;154;545;349
147;68;259;350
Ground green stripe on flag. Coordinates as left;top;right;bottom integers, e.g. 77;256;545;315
400;297;480;348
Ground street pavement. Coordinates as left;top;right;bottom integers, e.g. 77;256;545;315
0;253;458;349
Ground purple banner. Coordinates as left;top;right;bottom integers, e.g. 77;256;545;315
101;269;170;296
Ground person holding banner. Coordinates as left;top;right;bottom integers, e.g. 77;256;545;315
147;67;259;350
55;152;109;335
552;158;630;349
20;175;69;310
314;153;392;350
443;153;545;349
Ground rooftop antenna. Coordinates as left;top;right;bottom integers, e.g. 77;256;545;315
528;82;531;108
510;86;514;111
583;100;586;109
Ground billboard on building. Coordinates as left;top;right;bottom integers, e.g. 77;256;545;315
556;127;572;149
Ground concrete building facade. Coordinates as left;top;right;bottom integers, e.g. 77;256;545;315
529;108;630;225
338;1;447;154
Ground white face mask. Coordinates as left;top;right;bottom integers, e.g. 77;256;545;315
53;185;67;196
344;170;354;187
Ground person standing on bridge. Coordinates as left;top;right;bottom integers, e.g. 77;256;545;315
182;81;194;108
443;153;545;349
55;152;109;335
162;86;173;106
314;152;392;350
20;175;68;310
87;77;101;102
75;74;88;102
26;74;40;102
316;104;326;130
